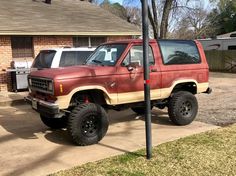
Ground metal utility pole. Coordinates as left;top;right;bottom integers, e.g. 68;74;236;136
141;0;152;159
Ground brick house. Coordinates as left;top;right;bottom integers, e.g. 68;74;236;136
0;0;140;92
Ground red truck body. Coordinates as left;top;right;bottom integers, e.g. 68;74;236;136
29;39;209;103
26;39;211;146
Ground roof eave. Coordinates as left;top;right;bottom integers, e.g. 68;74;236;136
0;31;141;36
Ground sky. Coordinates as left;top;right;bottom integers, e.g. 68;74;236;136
110;0;123;4
108;0;212;9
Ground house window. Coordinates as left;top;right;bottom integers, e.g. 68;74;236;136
91;37;106;47
73;37;106;47
11;37;34;58
73;37;89;47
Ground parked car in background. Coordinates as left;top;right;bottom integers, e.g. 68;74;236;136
31;47;96;70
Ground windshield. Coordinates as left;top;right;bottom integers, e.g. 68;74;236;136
31;50;56;69
86;44;127;66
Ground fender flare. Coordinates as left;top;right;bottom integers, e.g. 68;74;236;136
55;86;116;109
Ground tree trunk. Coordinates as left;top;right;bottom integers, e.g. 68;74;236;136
160;0;173;39
148;0;159;39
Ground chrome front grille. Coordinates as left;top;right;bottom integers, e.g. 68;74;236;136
29;77;53;94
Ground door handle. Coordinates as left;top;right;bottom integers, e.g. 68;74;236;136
150;68;158;72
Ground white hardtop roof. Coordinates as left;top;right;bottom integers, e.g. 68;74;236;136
40;47;96;52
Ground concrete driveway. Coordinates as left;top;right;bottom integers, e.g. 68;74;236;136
0;105;218;176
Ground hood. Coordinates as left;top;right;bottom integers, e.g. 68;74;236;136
29;65;116;80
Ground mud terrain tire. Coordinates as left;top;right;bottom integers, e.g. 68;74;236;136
67;103;109;146
168;91;198;126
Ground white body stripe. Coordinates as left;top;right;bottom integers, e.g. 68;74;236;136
55;81;209;109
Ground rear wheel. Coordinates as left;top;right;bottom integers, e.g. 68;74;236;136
168;91;198;126
40;114;67;129
67;103;109;146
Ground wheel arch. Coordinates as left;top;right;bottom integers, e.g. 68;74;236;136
171;81;197;95
55;86;116;109
70;89;108;106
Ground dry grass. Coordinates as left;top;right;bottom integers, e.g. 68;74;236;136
51;124;236;176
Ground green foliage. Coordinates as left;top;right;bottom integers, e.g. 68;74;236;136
52;124;236;176
100;0;128;20
208;0;236;35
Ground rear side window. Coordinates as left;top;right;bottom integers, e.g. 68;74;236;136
59;51;93;67
158;40;200;65
32;50;56;69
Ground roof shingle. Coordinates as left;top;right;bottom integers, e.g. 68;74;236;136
0;0;140;36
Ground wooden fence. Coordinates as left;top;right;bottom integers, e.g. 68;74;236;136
205;50;236;73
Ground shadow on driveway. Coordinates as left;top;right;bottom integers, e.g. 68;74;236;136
0;105;172;146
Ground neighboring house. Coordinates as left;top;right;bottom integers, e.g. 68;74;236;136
0;0;141;92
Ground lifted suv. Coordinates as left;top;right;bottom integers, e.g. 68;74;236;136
26;39;211;146
31;47;95;70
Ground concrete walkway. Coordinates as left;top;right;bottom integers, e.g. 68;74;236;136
0;105;218;176
0;91;27;106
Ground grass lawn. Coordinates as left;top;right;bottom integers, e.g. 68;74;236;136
51;124;236;176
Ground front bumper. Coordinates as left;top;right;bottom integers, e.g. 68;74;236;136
25;95;63;118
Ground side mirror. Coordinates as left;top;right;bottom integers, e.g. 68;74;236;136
127;62;140;71
127;66;134;72
126;62;140;72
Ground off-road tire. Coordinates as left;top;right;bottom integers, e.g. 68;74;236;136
67;103;109;146
131;106;153;115
168;91;198;126
40;114;67;129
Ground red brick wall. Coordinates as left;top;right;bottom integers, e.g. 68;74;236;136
0;36;12;92
107;36;132;42
34;36;73;56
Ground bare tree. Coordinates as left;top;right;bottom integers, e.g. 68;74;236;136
126;7;142;26
124;0;196;39
172;1;218;39
159;0;174;38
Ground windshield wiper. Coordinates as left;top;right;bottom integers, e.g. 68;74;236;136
91;60;104;66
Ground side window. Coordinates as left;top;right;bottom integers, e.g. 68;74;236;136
122;45;155;67
158;40;201;65
59;51;77;67
75;51;93;65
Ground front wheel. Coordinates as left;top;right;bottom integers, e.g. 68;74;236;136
67;103;109;146
40;114;68;129
168;91;198;126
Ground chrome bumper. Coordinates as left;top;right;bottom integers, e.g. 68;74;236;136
24;96;63;118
